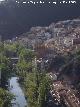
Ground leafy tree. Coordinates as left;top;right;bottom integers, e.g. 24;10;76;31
0;88;14;107
19;48;35;62
25;71;51;107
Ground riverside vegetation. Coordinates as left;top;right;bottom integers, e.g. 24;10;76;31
1;39;80;107
0;41;52;107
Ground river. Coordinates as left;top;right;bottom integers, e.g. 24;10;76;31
8;77;27;107
7;76;66;107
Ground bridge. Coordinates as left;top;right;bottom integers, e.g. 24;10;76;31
8;57;19;64
10;57;19;60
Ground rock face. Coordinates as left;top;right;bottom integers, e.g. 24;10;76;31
0;0;80;39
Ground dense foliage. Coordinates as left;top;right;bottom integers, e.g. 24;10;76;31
0;88;14;107
16;45;52;107
24;71;51;107
0;41;52;107
0;42;14;107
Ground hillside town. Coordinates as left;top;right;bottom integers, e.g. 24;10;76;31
1;18;80;107
5;18;80;56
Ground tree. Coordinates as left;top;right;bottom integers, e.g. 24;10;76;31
25;71;51;107
0;88;14;107
19;48;35;62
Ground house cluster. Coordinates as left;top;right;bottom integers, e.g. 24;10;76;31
46;19;80;53
3;19;80;73
5;18;80;56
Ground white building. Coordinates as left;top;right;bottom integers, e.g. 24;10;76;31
63;37;73;47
